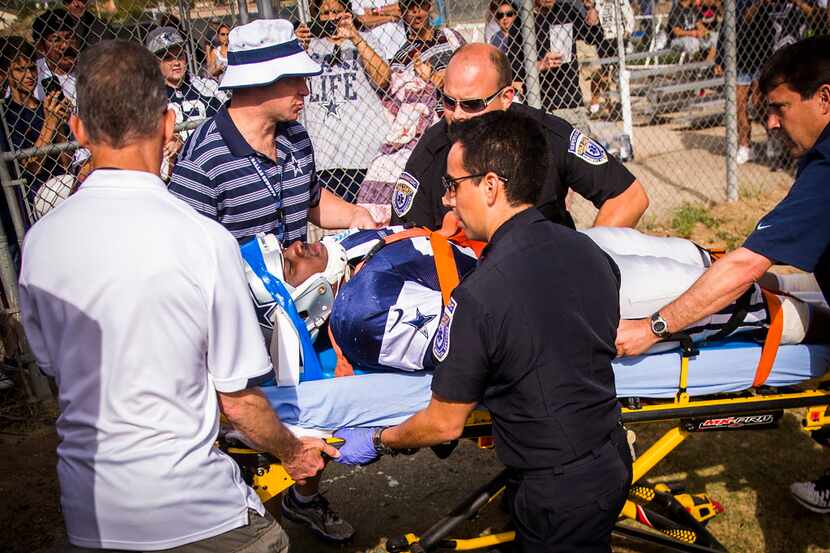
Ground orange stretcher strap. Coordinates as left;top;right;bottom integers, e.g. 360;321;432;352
328;324;355;377
752;289;784;387
429;232;460;306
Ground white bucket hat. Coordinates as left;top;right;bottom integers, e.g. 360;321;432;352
219;19;322;90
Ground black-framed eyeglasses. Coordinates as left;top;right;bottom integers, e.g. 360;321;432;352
441;172;509;194
495;10;516;19
440;86;508;113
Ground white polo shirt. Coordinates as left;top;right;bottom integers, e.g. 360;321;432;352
19;169;271;550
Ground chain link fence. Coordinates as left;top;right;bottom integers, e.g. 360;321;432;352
0;0;826;397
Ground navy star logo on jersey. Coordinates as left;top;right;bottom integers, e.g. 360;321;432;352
285;153;302;178
322;97;342;120
404;308;437;338
249;284;278;330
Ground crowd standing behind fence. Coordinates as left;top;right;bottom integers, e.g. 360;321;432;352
0;0;827;392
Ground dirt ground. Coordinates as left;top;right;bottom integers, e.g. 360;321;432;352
1;165;827;553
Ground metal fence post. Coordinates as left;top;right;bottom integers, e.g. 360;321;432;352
237;0;251;25
614;0;634;157
0;157;51;401
724;0;738;202
519;0;542;110
257;0;275;19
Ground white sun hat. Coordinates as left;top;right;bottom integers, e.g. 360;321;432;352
219;18;322;90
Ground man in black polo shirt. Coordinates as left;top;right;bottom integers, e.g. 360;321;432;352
391;43;648;231
335;110;632;551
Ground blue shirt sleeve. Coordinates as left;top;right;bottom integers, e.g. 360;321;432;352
168;157;220;219
743;158;830;272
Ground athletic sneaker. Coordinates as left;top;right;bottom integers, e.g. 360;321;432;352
790;471;830;514
0;368;13;390
281;487;356;542
736;145;753;165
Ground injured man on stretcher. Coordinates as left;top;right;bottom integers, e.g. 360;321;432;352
242;224;830;386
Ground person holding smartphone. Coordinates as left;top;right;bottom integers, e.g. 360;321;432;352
31;8;79;106
295;0;392;203
1;37;72;208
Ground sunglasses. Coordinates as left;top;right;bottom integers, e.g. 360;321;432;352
441;173;509;194
440;85;508;113
495;10;516;19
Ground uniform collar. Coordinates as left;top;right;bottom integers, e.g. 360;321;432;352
214;105;257;158
479;207;544;262
81;169;167;190
797;121;830;175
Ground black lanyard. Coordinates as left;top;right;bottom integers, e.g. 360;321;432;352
248;153;285;242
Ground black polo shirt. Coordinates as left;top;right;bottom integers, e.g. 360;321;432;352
390;103;635;230
430;207;622;471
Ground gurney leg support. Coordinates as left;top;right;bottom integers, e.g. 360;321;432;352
633;426;688;483
387;469;510;552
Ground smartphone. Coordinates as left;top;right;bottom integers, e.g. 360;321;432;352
41;76;63;98
309;18;339;38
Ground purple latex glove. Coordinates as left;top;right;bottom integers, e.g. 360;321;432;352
332;427;381;465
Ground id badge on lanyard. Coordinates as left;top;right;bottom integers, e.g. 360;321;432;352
249;154;286;242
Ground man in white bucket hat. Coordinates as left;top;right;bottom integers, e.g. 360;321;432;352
169;19;369;542
169;19;384;247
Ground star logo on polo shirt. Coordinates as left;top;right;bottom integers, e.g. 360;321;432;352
404;308;437;338
249;284;278;330
285;153;302;178
322;97;342;120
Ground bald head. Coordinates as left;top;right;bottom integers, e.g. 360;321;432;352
443;44;514;123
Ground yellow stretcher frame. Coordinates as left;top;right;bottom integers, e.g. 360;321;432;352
222;345;830;553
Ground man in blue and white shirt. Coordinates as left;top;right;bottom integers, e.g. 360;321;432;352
169;18;385;542
169;19;384;246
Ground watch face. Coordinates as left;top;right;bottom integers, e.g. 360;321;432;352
653;320;667;334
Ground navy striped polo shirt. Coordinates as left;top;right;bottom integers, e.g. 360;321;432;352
169;106;320;244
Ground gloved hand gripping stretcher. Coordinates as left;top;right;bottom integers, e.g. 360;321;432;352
223;226;830;553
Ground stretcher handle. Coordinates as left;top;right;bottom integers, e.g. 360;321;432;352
665;333;699;358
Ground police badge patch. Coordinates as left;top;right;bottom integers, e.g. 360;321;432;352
392;172;419;218
432;297;457;362
568;129;608;166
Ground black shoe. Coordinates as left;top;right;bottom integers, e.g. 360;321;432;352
281;487;356;542
790;470;830;514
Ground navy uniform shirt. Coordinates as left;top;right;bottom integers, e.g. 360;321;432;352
169;106;320;244
391;103;635;230
430;208;622;471
743;122;830;303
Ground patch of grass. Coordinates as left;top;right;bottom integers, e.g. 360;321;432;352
715;230;742;251
739;183;765;201
671;203;719;238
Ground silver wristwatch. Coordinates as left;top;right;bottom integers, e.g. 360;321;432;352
649;312;671;338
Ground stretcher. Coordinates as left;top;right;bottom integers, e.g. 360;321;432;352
220;335;830;553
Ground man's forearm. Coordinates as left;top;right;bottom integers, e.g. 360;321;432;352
218;388;301;461
661;247;772;333
593;179;649;228
309;188;361;229
381;396;475;449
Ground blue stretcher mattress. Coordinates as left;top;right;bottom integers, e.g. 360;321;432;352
262;340;830;432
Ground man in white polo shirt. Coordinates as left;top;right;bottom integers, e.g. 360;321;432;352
18;40;338;552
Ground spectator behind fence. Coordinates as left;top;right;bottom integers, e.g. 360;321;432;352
20;39;338;552
31;8;79;106
585;0;635;118
206;23;230;81
62;0;113;50
0;37;73;210
667;0;718;61
533;0;603;118
488;0;526;86
351;0;407;60
145;26;227;179
295;0;391;203
356;0;465;203
0;38;15;392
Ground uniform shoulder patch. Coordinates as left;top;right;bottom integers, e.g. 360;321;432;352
568;129;608;166
432;297;458;362
392;172;419;219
